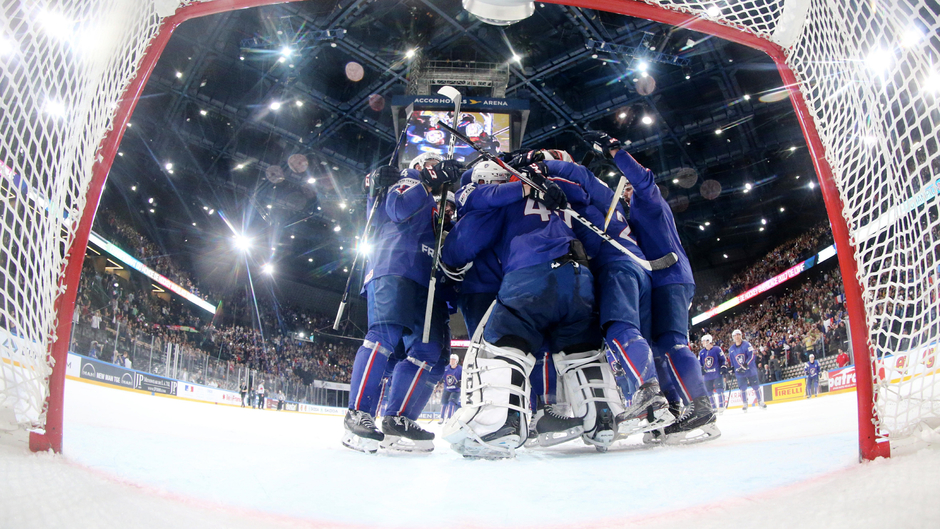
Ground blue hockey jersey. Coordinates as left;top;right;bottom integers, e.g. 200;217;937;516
612;150;694;287
444;364;462;392
699;345;726;381
805;360;821;378
538;160;647;271
728;340;759;377
442;185;576;274
363;169;436;288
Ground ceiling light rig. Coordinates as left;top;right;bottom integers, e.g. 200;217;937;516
463;0;536;26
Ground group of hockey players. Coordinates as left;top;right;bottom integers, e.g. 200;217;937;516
698;331;767;412
342;130;722;458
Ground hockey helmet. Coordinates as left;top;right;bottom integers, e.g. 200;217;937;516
446;191;456;205
701;334;713;345
472;160;511;185
539;149;575;163
411;152;443;171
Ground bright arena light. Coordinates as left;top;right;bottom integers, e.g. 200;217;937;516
269;101;282;110
618;112;627;119
0;36;15;55
744;183;752;190
164;162;173;171
715;128;723;135
44;100;66;118
307;177;316;184
40;11;73;39
234;234;251;251
641;115;653;125
333;225;341;232
706;5;721;18
637;61;648;72
511;53;521;63
338;202;347;209
262;263;274;275
280;46;293;57
358;241;374;255
405;48;416;58
175;71;183;78
865;48;892;74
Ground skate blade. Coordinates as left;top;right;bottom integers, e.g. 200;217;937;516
380;435;434;453
642;430;664;445
451;435;519;460
534;426;584;447
582;429;615;450
616;408;675;439
341;431;380;454
663;423;721;445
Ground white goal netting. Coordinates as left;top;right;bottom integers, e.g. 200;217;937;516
2;0;939;454
0;0;165;432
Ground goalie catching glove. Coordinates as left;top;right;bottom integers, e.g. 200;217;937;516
420;159;463;193
518;162;567;210
439;260;473;282
583;131;621;159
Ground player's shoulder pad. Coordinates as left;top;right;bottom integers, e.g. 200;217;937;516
391;176;423;194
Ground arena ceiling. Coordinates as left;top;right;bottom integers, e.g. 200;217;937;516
100;0;830;299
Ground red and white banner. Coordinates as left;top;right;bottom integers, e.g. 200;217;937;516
827;366;857;392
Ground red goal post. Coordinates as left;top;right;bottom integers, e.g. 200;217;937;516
7;0;936;461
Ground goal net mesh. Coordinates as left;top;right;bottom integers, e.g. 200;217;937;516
0;0;163;431
2;0;938;450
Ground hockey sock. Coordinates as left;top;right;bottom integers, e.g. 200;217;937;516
655;333;708;401
388;344;446;420
653;352;684;404
605;321;656;388
348;327;401;415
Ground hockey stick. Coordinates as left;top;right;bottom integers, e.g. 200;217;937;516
422;86;461;342
333;113;413;330
604;176;627;231
435;121;678;272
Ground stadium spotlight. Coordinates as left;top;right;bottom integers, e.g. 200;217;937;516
333;225;341;232
234;234;251;252
280;46;293;57
307;177;316;184
358;241;374;255
262;263;274;275
405;48;416;58
641;115;653;125
269;101;282;110
637;61;648;72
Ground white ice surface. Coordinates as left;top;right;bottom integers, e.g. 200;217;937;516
1;380;939;528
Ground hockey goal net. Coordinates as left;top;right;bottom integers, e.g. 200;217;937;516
2;0;937;458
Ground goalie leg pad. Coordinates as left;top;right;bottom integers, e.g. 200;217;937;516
555;349;625;451
443;340;535;459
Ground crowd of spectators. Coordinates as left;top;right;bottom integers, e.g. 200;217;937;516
73;224;359;392
693;221;834;314
694;267;850;384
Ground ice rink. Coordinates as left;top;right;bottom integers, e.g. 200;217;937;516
2;379;939;528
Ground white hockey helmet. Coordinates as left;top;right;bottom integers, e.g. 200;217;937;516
539;149;575;163
472;160;511;185
411;152;443;171
446;191;456;205
701;334;713;345
732;329;743;337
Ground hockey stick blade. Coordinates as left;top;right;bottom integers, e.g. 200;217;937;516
649;252;678;271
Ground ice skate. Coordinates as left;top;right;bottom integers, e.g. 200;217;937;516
342;409;384;454
642;400;681;445
530;405;584;447
663;396;720;445
581;400;617;452
742;402;748;412
380;415;435;453
614;381;675;439
449;410;525;459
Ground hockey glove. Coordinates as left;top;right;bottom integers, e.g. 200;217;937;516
508;149;545;169
583;131;621;159
528;179;568;210
367;166;402;197
421;159;463;193
439;260;472;282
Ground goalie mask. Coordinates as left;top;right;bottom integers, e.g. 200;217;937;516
472;160;511;185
